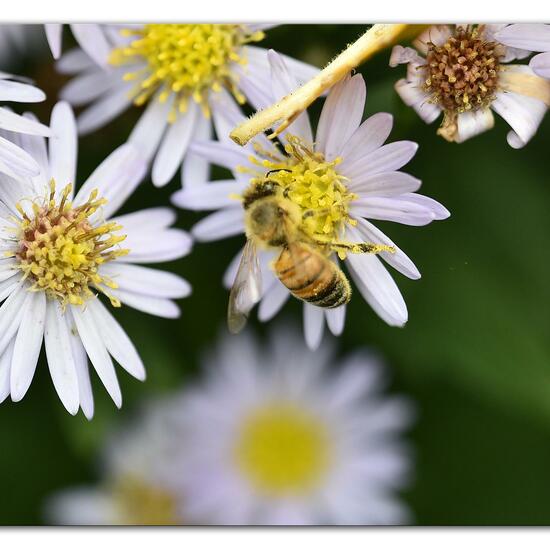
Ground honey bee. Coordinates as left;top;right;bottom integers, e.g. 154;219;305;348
228;177;393;334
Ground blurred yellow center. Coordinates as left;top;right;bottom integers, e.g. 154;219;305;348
113;477;179;525
110;24;265;119
235;402;331;495
247;135;356;242
14;180;128;307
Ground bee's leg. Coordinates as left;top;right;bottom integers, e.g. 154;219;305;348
312;236;395;256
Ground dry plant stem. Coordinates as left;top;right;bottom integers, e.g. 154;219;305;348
230;24;428;146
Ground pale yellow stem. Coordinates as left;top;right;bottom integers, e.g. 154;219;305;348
230;24;428;146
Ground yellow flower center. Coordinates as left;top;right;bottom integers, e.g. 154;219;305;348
110;24;265;119
244;135;356;244
13;181;128;307
113;476;179;525
234;402;331;495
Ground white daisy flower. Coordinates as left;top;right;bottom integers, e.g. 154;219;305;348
0;73;51;183
175;327;414;525
390;24;550;148
57;24;319;187
173;50;449;350
45;24;112;67
46;398;185;525
0;101;192;418
46;326;414;525
495;24;550;80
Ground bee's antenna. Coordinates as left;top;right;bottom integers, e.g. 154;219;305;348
265;168;292;178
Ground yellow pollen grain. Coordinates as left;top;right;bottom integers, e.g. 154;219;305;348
110;24;265;120
14;180;128;308
234;402;331;495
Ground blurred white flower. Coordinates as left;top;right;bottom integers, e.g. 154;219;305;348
46;326;414;526
46;398;185;525
0;73;50;182
57;24;319;187
390;24;550;148
0;101;192;417
173;50;448;349
45;24;112;67
175;327;414;525
495;24;550;80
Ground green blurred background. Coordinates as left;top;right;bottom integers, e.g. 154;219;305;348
2;23;550;525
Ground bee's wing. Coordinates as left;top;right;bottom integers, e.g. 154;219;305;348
227;239;262;334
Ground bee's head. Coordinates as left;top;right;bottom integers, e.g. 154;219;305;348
242;179;280;210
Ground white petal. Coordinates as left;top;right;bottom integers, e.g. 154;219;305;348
303;303;325;350
10;291;46;402
349;171;421;196
56;48;96;75
49;102;77;193
17;112;50;187
394;79;441;124
354;217;421;279
70;24;112;67
44;301;80;414
258;280;289;321
100;263;191;299
87;299;145;381
325;305;346;336
413;25;452;55
45;23;62;59
127;91;171;161
399;192;450;221
0;339;14;403
191;208;244;242
341;141;418;181
77;83;134;135
0;78;46;103
112;207;175;233
60;69;120;107
72;305;122;408
455;108;495;143
172;179;245;211
210;87;248;143
317;73;366;160
76;143;146;219
346;229;408;327
530;51;550;79
182;113;212;188
152;102;199;187
65;310;94;420
339;113;394;164
495;23;550;51
267;49;313;143
0;284;27;357
109;289;180;319
0;107;51;137
188;140;250;173
0;135;40;181
351;196;438;226
123;228;192;263
389;45;425;67
492;90;547;148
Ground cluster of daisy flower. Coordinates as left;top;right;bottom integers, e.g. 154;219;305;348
0;22;548;525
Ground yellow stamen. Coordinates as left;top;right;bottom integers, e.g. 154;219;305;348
15;180;128;308
110;24;265;120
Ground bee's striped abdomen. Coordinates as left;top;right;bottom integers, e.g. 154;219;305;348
274;245;351;309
